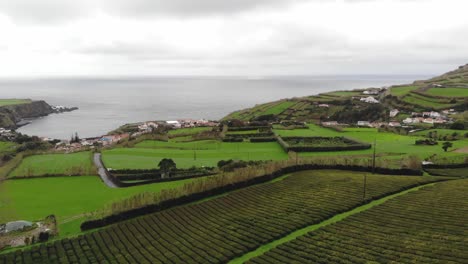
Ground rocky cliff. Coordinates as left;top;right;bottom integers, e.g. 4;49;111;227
0;101;54;129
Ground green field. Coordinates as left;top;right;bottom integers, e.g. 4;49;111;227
0;99;32;107
425;87;468;97
389;85;419;96
261;101;297;116
402;93;455;109
168;127;212;136
0;170;443;262
0;142;16;153
8;151;96;178
275;124;468;162
0;176;197;236
103;141;288;169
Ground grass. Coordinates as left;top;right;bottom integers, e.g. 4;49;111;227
402;93;455;109
261;101;297;116
168;127;212;136
102;141;288;169
8;151;96;178
425;167;468;177
0;176;198;235
0;142;16;154
275;124;468;163
389;85;419;96
321;91;362;97
229;183;436;264
425;87;468;97
0;99;32;107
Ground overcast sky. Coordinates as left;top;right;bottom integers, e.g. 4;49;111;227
0;0;467;77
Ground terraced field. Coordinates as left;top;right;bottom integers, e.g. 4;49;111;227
248;179;468;264
0;170;444;263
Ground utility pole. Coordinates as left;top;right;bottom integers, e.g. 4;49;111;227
363;174;367;200
372;138;377;174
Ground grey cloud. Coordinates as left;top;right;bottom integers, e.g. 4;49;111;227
0;0;93;24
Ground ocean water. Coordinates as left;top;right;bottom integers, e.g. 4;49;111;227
0;75;428;139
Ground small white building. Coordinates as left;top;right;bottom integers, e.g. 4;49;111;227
360;96;379;104
357;121;371;127
388;122;401;127
389;109;399;118
166;120;181;128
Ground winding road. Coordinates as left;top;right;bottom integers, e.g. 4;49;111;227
93;153;118;188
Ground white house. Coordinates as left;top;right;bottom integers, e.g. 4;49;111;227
166;120;181;128
357;121;371;127
360;96;379;104
389;109;399;118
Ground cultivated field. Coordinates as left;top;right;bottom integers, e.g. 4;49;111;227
249;179;468;264
8;152;96;178
0;170;444;263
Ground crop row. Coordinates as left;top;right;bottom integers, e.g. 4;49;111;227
0;171;443;264
249;179;468;264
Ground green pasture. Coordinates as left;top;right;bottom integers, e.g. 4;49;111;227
8;151;95;178
0;99;32;107
425;87;468;97
0;142;16;153
389;86;419;96
261;101;296;116
103;141;288;169
402;93;455;109
0;176;197;236
226;130;260;135
168;127;212;136
275;124;468;162
322;91;362;97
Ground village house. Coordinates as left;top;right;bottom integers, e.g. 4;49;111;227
362;88;380;95
360;96;379;104
357;121;371;127
166;120;181;128
389;109;399;118
322;121;338;126
318;104;329;108
388;121;401;127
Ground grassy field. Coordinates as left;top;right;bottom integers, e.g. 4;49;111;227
0;170;443;262
8;151;96;177
402;93;455;109
261;101;297;116
275;124;468;162
425;87;468;97
168;127;212;136
0;99;32;107
389;85;419;96
0;142;15;154
103;141;288;169
0;176;197;236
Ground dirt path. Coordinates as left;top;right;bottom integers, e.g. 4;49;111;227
93;153;118;188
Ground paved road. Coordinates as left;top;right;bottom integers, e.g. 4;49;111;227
93;153;118;188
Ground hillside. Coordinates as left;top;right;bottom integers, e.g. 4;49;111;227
223;64;468;123
0;100;54;129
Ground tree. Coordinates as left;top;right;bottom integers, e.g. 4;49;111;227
442;141;453;152
158;158;176;178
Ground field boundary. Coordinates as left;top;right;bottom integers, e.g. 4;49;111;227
229;182;438;264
